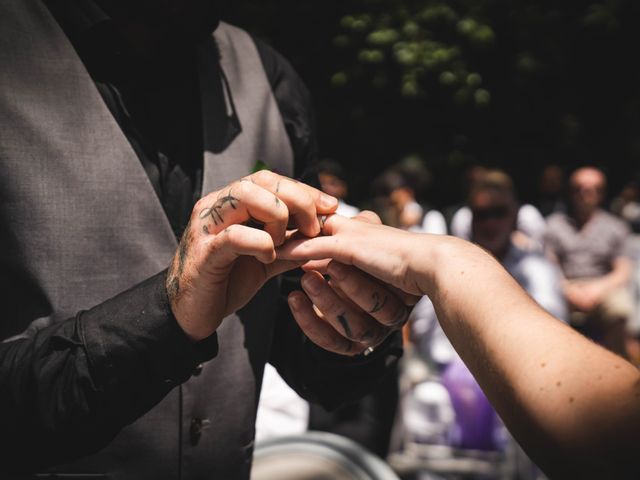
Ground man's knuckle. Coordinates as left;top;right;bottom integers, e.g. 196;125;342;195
224;224;241;241
301;193;315;211
202;236;219;255
234;180;251;197
194;197;206;211
252;169;273;184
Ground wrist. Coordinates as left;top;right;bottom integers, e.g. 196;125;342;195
170;301;220;342
421;235;493;299
408;233;450;297
165;272;220;342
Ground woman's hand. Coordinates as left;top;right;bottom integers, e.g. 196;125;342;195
278;212;430;297
278;212;423;355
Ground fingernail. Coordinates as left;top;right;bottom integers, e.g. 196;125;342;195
288;293;301;311
302;273;322;294
320;193;338;209
327;262;347;281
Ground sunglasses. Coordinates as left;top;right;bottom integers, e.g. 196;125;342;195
471;206;510;221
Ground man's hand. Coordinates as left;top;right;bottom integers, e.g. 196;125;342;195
281;212;420;356
166;170;338;341
565;280;604;313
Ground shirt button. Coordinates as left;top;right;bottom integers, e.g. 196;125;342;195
190;418;210;445
193;363;204;376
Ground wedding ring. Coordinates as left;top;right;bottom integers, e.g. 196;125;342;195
318;214;328;231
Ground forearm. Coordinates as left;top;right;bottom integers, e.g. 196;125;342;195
598;257;632;293
416;236;640;477
0;317;102;468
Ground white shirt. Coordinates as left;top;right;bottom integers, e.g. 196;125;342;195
255;364;310;442
408;209;447;235
336;200;360;218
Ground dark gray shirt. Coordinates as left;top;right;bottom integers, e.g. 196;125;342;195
545;209;631;279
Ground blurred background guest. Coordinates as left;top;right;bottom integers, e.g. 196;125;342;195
545;166;634;358
450;173;547;252
442;163;488;231
370;166;446;234
536;164;567;217
611;175;640;234
317;159;360;218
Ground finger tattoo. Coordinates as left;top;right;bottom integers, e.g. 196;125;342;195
275;180;281;207
199;205;223;225
370;292;388;313
337;313;353;339
199;189;240;225
219;191;239;210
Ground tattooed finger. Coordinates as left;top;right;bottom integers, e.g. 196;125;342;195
288;292;366;356
326;261;411;329
300;271;386;345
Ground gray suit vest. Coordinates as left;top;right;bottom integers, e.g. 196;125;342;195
0;0;293;478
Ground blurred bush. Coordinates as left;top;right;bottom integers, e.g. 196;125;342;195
332;0;494;106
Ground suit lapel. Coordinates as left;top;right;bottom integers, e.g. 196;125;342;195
200;22;294;197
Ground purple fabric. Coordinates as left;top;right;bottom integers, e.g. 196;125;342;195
441;357;498;451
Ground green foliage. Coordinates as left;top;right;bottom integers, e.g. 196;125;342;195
221;0;640;201
333;0;495;103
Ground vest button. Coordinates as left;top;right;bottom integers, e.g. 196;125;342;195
190;418;210;445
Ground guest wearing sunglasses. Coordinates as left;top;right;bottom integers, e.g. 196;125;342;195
468;170;567;320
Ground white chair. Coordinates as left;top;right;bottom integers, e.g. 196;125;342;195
251;431;401;480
